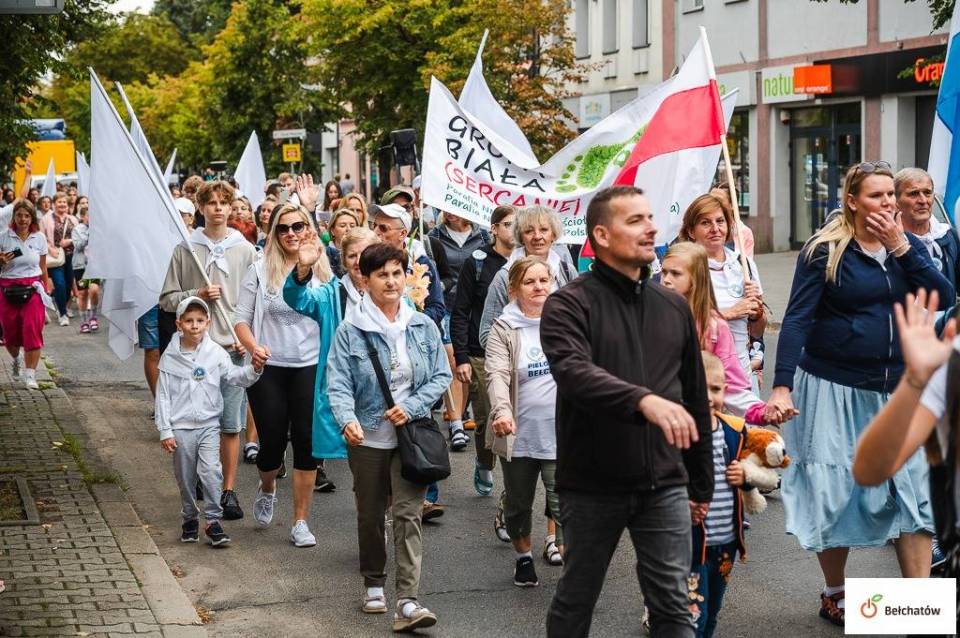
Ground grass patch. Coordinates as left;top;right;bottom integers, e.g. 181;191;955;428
0;480;26;521
60;434;124;488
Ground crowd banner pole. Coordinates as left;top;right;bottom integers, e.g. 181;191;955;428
89;68;241;344
720;134;751;281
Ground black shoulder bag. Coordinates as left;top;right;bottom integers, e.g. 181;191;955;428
361;331;451;485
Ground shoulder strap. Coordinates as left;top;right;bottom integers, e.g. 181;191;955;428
716;412;746;433
361;331;396;408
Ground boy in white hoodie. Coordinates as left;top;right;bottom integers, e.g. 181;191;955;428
157;297;264;546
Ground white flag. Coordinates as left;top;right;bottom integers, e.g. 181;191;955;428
76;151;90;196
163;148;177;186
458;31;539;169
115;82;171;203
86;69;186;359
234;131;267;210
40;157;56;198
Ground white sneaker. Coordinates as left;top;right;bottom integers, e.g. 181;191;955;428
66;308;75;318
23;370;39;390
58;315;69;327
290;520;316;547
11;353;23;380
253;482;276;527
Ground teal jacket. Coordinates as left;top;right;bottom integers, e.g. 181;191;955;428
282;271;347;460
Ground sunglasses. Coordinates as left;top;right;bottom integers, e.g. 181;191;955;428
276;221;307;235
376;223;404;234
853;160;891;175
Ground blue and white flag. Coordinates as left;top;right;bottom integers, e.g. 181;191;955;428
929;4;960;222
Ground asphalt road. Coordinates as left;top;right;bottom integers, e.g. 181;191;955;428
41;321;903;638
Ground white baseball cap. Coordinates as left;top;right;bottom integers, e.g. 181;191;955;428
175;296;209;319
373;203;412;232
173;197;196;215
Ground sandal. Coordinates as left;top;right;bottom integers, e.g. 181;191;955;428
80;322;90;334
494;492;511;543
243;443;259;464
89;317;99;332
362;592;387;614
543;539;563;566
819;591;844;626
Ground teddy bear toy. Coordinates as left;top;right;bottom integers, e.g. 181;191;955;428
738;427;790;515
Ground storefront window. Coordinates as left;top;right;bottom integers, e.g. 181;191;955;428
715;110;750;213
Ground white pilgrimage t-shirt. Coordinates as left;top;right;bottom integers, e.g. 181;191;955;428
514;323;557;460
0;229;48;279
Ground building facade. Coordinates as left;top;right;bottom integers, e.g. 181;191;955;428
564;0;669;130
568;0;947;253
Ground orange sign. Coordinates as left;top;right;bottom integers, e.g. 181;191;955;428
915;57;944;84
793;65;833;94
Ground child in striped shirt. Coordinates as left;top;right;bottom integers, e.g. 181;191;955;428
687;351;752;638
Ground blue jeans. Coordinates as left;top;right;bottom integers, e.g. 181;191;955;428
547;485;694;638
691;541;737;638
49;252;74;317
425;482;439;504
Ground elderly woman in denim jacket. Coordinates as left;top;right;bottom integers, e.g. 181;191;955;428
327;242;451;632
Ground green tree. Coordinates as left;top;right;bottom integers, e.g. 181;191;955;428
0;0;111;175
194;0;333;174
423;0;589;160
300;0;589;162
38;12;195;155
151;0;234;47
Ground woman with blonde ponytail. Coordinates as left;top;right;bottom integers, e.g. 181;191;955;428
768;161;954;626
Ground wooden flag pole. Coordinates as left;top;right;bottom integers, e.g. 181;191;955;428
719;133;751;281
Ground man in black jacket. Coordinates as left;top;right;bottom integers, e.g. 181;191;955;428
450;205;514;494
541;185;713;638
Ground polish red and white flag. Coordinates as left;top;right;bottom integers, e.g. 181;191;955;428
421;27;731;247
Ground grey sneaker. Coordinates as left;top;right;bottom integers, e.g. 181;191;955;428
253;483;276;527
289;520;316;547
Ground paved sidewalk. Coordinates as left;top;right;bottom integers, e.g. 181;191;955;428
0;356;205;637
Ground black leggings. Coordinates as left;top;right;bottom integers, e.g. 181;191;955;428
247;364;318;472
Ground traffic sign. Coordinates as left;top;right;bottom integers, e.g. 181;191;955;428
272;128;306;140
282;143;302;163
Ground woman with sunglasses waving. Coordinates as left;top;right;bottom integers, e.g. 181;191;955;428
680;192;765;387
766;161;954;627
234;204;336;547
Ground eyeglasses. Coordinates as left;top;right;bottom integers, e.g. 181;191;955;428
376;223;404;234
495;221;514;229
853;161;891;175
276;221;307;235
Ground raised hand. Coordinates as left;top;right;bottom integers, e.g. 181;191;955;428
295;174;320;211
895;289;956;385
297;229;322;273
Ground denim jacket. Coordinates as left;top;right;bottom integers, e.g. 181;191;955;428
327;312;452;431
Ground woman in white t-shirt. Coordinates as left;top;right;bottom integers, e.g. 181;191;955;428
680;193;766;384
854;288;959;582
0;199;50;389
234;203;333;547
485;256;562;588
